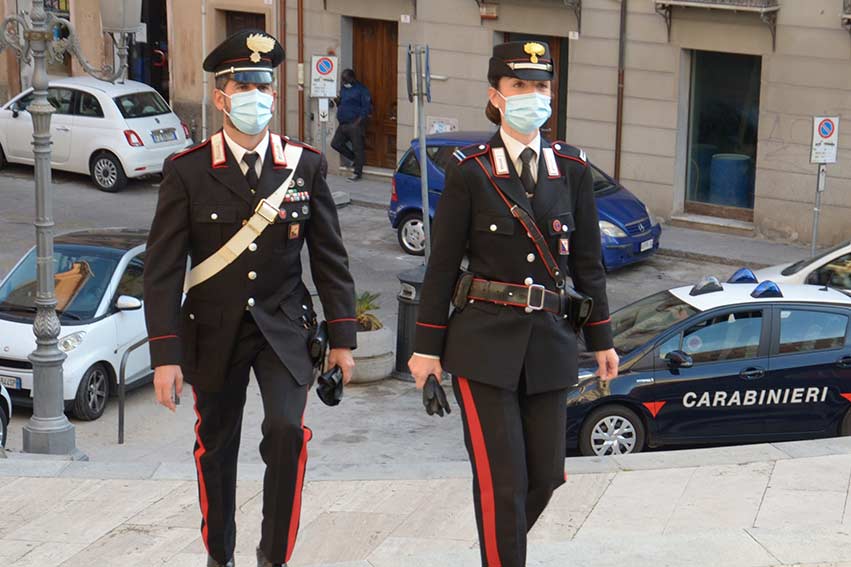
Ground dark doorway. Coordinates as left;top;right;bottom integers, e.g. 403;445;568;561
353;18;398;169
129;0;170;100
504;33;569;141
226;11;266;37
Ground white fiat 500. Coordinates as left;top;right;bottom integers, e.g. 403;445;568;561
0;76;192;192
754;240;851;292
0;229;152;420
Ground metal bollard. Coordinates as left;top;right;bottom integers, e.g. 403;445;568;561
391;265;426;382
118;337;151;445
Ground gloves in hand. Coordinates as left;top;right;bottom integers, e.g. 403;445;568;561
316;365;344;407
423;374;451;417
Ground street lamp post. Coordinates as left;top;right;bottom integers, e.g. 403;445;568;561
0;0;139;455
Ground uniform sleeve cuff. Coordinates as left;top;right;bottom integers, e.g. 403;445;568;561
414;322;447;357
148;335;182;368
583;322;613;352
327;318;358;349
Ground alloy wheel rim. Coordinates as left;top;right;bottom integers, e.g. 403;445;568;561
86;369;107;413
94;159;118;188
590;415;636;456
402;219;425;253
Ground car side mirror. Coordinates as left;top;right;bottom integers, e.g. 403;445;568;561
115;295;143;311
665;350;694;369
11;104;20;118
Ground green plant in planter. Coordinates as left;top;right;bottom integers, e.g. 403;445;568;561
356;291;383;332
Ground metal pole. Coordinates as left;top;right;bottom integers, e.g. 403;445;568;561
811;163;826;257
20;0;77;456
415;46;432;262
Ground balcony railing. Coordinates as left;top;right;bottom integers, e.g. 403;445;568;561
655;0;780;50
472;0;583;32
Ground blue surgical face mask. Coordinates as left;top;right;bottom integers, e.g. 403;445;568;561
497;91;552;134
220;89;274;135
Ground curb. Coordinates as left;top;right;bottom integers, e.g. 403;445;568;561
348;198;387;211
656;247;771;269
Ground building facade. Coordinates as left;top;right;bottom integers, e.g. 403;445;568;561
2;0;850;246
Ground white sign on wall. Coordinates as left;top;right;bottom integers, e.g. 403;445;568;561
811;116;839;164
310;55;338;98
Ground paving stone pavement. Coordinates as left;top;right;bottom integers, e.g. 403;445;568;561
1;438;851;566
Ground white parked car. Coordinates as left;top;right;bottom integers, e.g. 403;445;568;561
753;240;851;292
0;384;10;448
0;229;152;420
0;77;192;192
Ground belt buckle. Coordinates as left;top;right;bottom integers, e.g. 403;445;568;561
254;199;279;225
526;284;546;311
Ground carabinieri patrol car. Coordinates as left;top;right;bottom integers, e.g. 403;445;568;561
568;271;851;456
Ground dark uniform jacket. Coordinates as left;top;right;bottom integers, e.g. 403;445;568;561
413;130;613;394
143;130;357;391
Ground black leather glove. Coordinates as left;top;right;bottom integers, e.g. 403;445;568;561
423;374;451;417
316;365;343;407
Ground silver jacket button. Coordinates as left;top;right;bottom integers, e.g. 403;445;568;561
527;253;535;263
524;277;533;286
210;213;218;220
248;242;258;252
189;313;195;320
248;271;257;280
247;298;256;307
490;224;498;232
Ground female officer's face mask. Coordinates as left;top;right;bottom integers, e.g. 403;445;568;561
497;90;552;134
219;89;274;135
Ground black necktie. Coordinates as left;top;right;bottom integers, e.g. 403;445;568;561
243;152;259;191
520;147;536;198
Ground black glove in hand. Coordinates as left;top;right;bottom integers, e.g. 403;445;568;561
316;365;344;407
423;374;451;417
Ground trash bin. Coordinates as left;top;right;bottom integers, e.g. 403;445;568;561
710;153;752;208
391;265;426;382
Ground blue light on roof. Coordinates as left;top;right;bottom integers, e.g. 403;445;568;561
751;280;783;298
690;276;724;296
728;268;758;284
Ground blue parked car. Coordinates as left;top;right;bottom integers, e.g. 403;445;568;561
388;131;662;271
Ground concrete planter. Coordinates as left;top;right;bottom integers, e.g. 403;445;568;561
351;326;395;383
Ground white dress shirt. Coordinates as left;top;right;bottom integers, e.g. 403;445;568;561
223;129;268;179
500;127;541;184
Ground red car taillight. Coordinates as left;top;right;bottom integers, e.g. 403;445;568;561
181;122;191;139
391;177;398;202
124;130;144;147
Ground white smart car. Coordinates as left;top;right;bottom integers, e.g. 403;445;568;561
753;240;851;292
0;384;10;448
0;229;152;420
0;77;192;192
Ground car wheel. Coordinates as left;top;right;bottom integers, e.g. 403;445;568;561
73;363;110;421
90;152;127;193
840;409;851;436
0;403;7;448
579;405;646;457
397;212;426;256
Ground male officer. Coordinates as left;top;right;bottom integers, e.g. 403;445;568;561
143;30;357;567
409;41;618;566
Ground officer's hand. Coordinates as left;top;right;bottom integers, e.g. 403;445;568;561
595;349;620;381
154;364;183;412
408;354;443;390
328;348;355;384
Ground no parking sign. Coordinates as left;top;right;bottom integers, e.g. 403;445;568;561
811;116;839;164
310;55;338;98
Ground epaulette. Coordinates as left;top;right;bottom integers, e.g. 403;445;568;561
551;141;587;165
453;143;490;164
169;138;210;161
284;136;321;155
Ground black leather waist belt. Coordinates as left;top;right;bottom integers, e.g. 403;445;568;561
467;278;565;316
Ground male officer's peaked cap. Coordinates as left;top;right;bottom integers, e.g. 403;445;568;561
488;40;554;82
203;29;285;85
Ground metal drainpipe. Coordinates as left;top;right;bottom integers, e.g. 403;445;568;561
614;0;627;182
280;0;287;134
298;0;305;140
201;0;208;139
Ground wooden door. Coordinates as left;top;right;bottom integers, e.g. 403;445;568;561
505;34;567;140
353;18;398;169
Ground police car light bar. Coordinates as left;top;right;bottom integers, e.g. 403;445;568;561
728;268;759;284
751;280;783;298
689;276;724;296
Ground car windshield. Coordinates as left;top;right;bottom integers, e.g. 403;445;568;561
0;246;120;321
609;291;699;356
114;91;171;119
590;164;617;195
781;240;851;276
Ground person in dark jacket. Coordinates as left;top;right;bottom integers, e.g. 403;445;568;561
330;68;372;181
408;41;619;567
144;30;357;567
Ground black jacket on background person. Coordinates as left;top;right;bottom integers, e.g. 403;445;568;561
413;130;613;394
143;130;357;392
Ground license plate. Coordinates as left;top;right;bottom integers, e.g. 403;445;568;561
152;129;177;143
0;375;21;389
640;239;653;252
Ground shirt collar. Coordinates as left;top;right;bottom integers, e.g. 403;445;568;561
222;128;269;166
499;127;541;165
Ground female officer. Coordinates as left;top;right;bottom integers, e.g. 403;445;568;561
409;41;619;567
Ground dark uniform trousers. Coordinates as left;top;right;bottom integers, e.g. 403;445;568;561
454;375;568;567
193;312;310;565
330;121;365;176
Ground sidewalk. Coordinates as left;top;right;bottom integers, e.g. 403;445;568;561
2;437;851;566
327;174;812;270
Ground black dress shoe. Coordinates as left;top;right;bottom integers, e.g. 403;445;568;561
256;546;286;567
207;557;234;567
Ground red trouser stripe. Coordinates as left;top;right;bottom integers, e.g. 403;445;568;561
192;389;210;553
285;417;312;562
457;377;502;567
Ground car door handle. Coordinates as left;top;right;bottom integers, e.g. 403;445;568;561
838;356;851;369
739;367;765;380
55;126;70;132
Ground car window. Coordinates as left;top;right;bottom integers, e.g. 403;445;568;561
782;241;851;276
114;91;171;119
779;309;848;354
47;88;74;115
591;164;616;193
397;150;420;177
610;291;698;356
805;253;851;289
115;255;145;301
77;92;104;118
680;310;763;364
13;92;34;112
427;146;459;173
